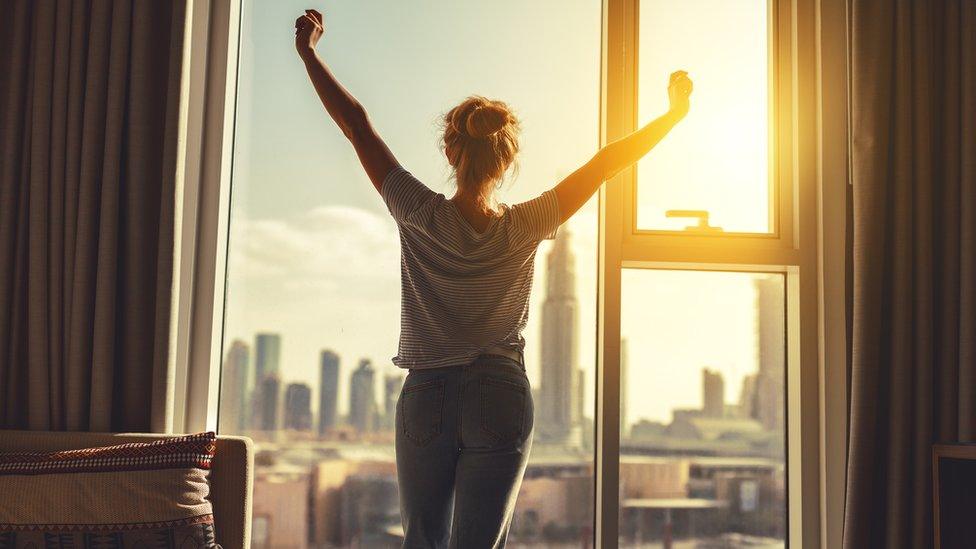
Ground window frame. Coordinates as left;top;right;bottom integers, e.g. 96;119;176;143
170;0;242;434
171;0;850;547
596;0;847;547
626;0;790;243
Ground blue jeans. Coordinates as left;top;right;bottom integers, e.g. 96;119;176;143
395;353;535;548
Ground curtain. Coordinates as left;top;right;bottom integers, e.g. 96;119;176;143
0;0;186;433
846;1;976;547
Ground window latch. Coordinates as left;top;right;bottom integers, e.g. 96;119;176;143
664;210;724;233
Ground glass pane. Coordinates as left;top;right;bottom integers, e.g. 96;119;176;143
218;1;600;547
619;270;787;547
636;0;771;233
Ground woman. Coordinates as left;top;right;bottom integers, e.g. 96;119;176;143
295;9;692;548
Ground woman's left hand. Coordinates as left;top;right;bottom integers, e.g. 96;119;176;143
295;9;324;60
667;70;693;120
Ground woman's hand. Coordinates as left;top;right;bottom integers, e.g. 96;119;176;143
295;9;324;61
667;70;693;119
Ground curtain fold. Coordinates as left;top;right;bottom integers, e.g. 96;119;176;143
0;0;186;433
846;1;976;547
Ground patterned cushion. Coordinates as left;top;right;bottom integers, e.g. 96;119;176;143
0;432;220;548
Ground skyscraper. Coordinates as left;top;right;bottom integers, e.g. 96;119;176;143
284;382;313;431
259;373;281;432
254;333;282;385
754;276;785;431
738;373;758;419
538;229;583;446
221;340;250;432
702;368;725;418
319;350;340;436
349;359;378;434
383;373;404;431
251;333;282;431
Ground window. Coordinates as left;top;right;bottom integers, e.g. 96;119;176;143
190;0;824;546
216;1;600;547
619;270;786;546
635;0;772;234
597;0;813;546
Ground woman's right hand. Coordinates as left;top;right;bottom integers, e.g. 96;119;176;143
295;9;324;61
668;70;693;119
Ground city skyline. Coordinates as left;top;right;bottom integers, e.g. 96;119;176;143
222;233;783;431
221;332;783;448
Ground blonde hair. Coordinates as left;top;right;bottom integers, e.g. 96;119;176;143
441;96;520;199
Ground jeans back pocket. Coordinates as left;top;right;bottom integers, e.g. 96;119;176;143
480;376;527;446
399;378;445;446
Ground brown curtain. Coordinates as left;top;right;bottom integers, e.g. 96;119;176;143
0;0;186;432
846;1;976;547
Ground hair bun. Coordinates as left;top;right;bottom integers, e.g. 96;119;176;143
465;104;510;139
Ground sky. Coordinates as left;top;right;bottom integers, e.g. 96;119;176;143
220;0;778;426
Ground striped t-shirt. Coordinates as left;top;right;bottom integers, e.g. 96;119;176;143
380;165;562;370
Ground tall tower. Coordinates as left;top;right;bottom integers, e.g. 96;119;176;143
319;350;340;437
754;276;785;431
383;373;405;431
254;333;282;384
259;373;281;432
284;382;313;431
220;340;250;432
538;229;583;445
251;333;282;431
738;373;758;419
702;368;725;418
349;359;378;434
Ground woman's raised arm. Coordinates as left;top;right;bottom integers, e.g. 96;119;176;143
552;70;693;224
295;9;398;193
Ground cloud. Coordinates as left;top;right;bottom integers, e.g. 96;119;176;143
228;205;400;292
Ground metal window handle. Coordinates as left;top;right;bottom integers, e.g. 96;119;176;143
664;210;724;233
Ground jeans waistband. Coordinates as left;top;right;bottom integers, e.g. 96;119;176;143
481;343;523;364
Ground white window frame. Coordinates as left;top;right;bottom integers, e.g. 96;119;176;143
170;0;241;434
172;0;849;546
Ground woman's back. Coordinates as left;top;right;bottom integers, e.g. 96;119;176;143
381;166;560;370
